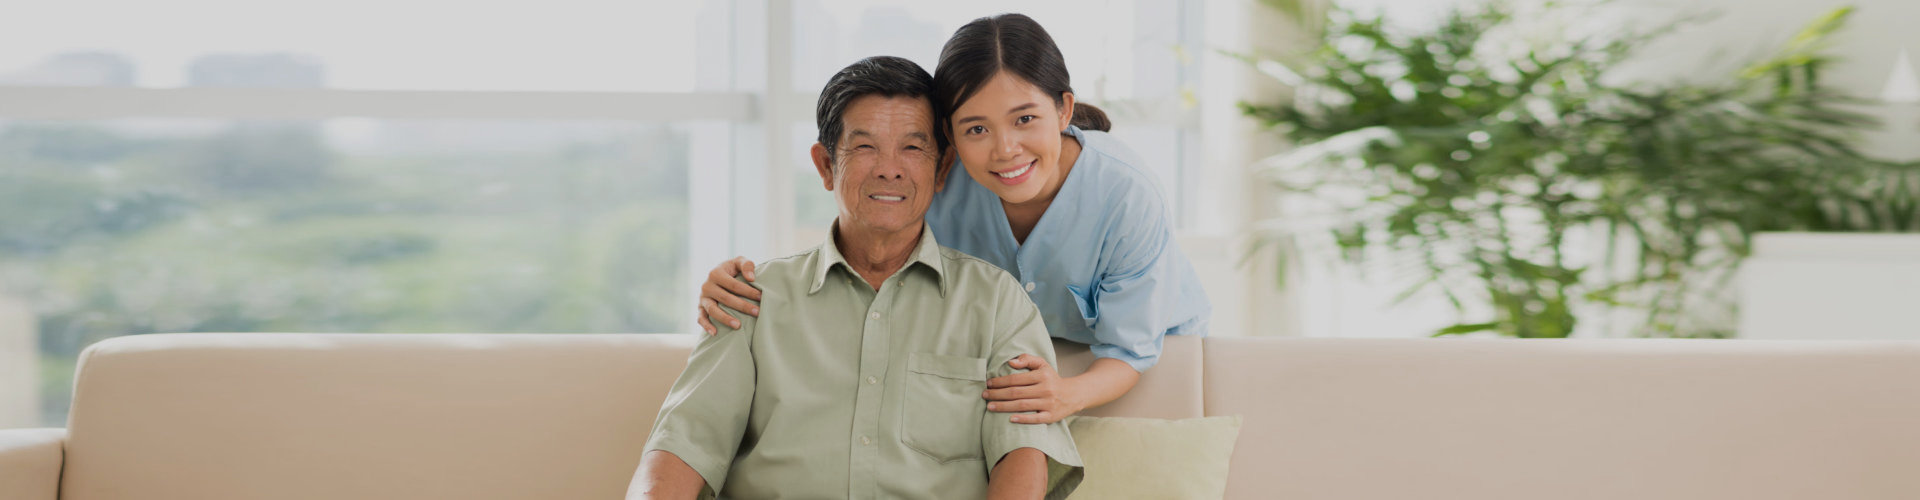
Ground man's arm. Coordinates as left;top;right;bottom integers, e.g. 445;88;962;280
628;450;708;500
986;447;1049;500
980;274;1085;498
635;302;760;499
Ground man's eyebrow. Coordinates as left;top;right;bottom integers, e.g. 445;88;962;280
905;131;931;143
845;129;874;140
954;102;1042;126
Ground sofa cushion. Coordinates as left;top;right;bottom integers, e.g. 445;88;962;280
1057;415;1241;500
62;333;696;500
1204;337;1920;500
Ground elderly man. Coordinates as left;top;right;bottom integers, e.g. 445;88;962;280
628;56;1082;500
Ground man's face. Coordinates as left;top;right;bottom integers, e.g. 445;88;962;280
812;94;946;237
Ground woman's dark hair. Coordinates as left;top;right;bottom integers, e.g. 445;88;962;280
933;13;1111;134
816;56;944;163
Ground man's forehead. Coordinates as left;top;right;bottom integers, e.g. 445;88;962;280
839;94;935;136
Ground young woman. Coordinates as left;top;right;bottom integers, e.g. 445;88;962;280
697;13;1209;424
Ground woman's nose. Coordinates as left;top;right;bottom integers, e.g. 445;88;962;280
995;132;1021;157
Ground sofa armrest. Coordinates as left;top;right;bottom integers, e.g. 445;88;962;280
0;428;65;500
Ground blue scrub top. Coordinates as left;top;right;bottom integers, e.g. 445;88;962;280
925;125;1210;372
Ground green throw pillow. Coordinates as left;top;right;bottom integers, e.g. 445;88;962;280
1050;415;1243;500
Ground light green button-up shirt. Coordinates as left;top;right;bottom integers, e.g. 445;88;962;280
644;223;1083;499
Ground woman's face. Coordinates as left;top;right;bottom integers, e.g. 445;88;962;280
948;71;1074;206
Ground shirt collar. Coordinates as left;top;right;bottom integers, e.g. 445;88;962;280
809;221;948;297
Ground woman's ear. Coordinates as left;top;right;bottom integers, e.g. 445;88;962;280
1059;91;1076;132
811;143;835;191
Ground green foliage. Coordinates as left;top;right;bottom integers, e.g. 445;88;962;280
1241;2;1917;338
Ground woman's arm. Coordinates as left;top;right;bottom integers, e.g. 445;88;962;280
696;256;762;334
984;355;1139;424
1062;357;1140;413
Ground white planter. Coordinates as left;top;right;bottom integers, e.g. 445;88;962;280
1739;232;1920;339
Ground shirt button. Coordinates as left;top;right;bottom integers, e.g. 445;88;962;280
867;376;879;385
860;436;872;445
869;312;880;320
1024;282;1036;292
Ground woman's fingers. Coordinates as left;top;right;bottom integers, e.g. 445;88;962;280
1010;411;1061;424
716;277;762;306
708;259;762;303
700;297;740;330
1009;353;1051;372
701;278;754;322
697;308;718;335
710;280;761;316
987;398;1051;413
983;384;1046;402
986;370;1044;389
719;257;758;283
736;257;757;282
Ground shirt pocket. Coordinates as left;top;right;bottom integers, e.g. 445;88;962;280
901;352;988;463
1065;283;1100;329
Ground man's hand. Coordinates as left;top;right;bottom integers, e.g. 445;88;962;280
628;450;706;500
984;354;1078;424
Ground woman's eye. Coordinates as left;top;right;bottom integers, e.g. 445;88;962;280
967;125;986;135
1018;115;1036;124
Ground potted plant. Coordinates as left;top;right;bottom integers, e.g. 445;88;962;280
1239;1;1918;338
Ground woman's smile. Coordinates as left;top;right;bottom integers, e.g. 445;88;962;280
991;159;1037;185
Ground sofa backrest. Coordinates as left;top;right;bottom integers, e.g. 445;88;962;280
62;333;697;500
1053;335;1205;419
1204;337;1920;500
59;332;1204;500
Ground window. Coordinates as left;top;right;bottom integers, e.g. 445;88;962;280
0;0;1210;428
0;118;706;424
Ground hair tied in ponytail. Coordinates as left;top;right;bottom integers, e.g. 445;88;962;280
1071;102;1111;132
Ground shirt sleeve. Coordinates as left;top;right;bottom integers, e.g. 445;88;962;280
643;304;757;493
1082;181;1207;373
980;276;1084;494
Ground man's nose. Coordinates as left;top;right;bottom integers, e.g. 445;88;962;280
872;153;908;179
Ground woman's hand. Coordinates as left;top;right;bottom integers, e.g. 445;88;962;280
697;256;763;335
983;354;1080;424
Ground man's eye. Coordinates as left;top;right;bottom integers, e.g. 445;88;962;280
855;144;875;150
905;145;922;151
1018;115;1036;124
966;126;986;135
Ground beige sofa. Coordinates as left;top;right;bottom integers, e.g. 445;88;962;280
4;332;1920;499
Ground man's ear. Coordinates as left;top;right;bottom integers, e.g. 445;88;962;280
811;143;835;191
934;148;954;192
